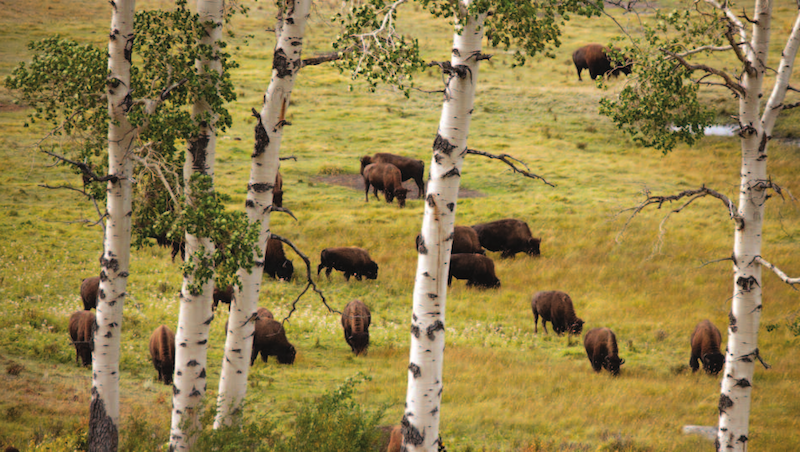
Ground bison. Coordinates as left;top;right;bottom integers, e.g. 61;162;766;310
252;317;296;365
341;300;371;355
360;153;425;198
386;425;402;452
68;310;95;367
264;237;293;281
273;171;283;208
448;253;500;288
690;319;725;375
416;225;484;255
318;247;379;281
531;290;584;336
148;325;175;385
363;162;409;208
584;327;625;375
471;219;541;258
572;43;632;81
224;307;273;337
80;276;100;310
212;285;235;312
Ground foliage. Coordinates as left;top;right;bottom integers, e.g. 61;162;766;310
598;8;722;153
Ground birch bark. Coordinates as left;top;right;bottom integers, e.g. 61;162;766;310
402;3;486;451
716;4;800;450
88;1;136;450
213;0;312;428
169;0;223;449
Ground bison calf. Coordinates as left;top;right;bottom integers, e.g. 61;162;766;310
318;247;379;281
80;276;100;310
448;253;500;288
361;153;425;198
363;162;409;207
341;300;371;355
690;319;725;375
472;219;541;258
584;327;625;376
149;325;175;385
69;310;95;367
531;290;584;336
572;43;632;81
264;237;293;281
252;317;296;365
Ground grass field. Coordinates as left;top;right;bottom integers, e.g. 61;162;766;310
1;0;799;450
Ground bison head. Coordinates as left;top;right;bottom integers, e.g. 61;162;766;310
604;356;625;376
277;344;296;365
365;262;379;280
277;259;294;281
569;318;584;336
394;188;409;208
349;332;370;356
359;156;372;175
526;238;541;256
702;352;725;375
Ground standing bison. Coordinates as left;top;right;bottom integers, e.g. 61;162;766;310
68;310;95;367
531;290;584;336
448;253;500;288
360;152;425;198
341;300;371;355
264;237;293;281
471;219;541;258
584;327;625;376
212;285;235;312
148;325;175;385
572;43;632;81
80;276;100;310
416;225;484;255
690;319;725;375
252;317;296;365
363;162;409;208
318;247;379;281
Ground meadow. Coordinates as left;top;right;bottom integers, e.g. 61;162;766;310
1;0;799;450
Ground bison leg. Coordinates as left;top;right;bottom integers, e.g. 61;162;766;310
533;312;539;333
317;262;324;276
542;321;548;334
325;267;333;279
344;272;351;281
501;249;516;259
364;181;371;202
354;273;363;281
250;348;259;366
414;177;424;199
690;355;700;373
591;359;603;372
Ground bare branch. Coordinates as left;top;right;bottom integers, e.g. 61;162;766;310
279;155;298;161
755;256;800;289
674;45;735;58
698;255;735;268
42;149;119;184
131;150;180;205
270;234;340;323
266;205;298;221
661;49;745;96
465;149;554;187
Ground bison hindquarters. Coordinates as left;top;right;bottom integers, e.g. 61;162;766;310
69;310;95;367
341;300;371;356
149;325;176;385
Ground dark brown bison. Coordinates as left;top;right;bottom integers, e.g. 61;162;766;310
224;307;273;336
212;285;235;312
448;253;500;288
318;247;379;281
363;162;409;208
531;290;584;336
148;325;175;385
690;319;725;375
584;327;625;375
386;425;402;452
341;300;371;355
572;43;632;81
471;219;541;258
416;225;484;255
264;237;293;281
252;318;296;365
361;153;425;198
273;171;283;208
68;310;95;367
80;276;100;310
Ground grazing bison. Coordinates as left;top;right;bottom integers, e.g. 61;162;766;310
584;327;625;375
363;162;409;208
341;300;371;355
318;247;379;281
148;325;175;385
415;225;484;255
68;310;95;367
690;319;725;375
361;153;425;198
264;237;293;281
471;219;541;258
212;285;235;312
531;290;584;336
252;318;296;365
273;171;284;208
448;253;500;288
572;43;632;81
224;307;273;337
80;276;100;310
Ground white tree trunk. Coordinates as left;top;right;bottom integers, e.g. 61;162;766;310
716;3;800;451
402;4;486;451
213;0;312;428
169;0;223;449
88;1;136;450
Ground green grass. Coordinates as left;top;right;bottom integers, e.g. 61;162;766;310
2;0;800;450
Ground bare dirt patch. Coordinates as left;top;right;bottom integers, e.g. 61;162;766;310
312;174;485;198
0;102;26;112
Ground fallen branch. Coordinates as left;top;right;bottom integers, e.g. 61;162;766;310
270;233;340;324
465;149;554;187
755;256;800;289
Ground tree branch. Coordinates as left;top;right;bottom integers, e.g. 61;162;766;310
42;149;119;184
300;51;346;68
266;205;298;221
465;149;554;187
755;256;800;289
661;49;746;96
269;234;340;324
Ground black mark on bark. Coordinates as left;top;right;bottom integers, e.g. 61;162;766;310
408;363;421;378
426;321;444;341
433;134;457;156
